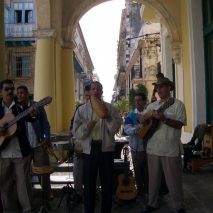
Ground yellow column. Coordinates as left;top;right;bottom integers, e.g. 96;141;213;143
34;30;57;131
0;0;5;79
61;43;76;131
55;42;63;131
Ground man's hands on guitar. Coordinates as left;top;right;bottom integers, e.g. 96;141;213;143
152;111;166;122
29;106;38;118
137;114;151;125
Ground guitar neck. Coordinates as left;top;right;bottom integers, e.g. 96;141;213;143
157;98;174;113
6;108;31;128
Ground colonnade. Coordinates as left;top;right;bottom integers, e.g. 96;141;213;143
0;26;76;132
34;31;76;132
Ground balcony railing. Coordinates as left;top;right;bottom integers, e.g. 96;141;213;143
5;23;35;38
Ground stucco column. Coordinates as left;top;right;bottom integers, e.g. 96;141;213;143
34;29;57;131
0;0;5;79
61;42;76;131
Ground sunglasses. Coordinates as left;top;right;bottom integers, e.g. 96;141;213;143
3;87;15;91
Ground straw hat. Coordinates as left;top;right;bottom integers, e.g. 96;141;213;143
153;77;174;91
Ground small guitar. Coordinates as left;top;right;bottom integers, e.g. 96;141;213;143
0;96;52;148
138;97;175;140
116;146;137;201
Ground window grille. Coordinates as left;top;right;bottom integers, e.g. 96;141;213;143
11;49;34;78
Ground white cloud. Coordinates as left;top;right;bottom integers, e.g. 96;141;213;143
80;0;125;102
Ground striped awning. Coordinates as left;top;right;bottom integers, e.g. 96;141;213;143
5;40;35;47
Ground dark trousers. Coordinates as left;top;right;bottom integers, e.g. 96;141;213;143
0;195;3;212
131;150;149;194
83;143;114;213
0;156;32;212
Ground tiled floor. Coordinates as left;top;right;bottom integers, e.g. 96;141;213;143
32;163;213;213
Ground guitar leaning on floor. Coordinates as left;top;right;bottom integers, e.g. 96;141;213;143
138;97;175;140
116;146;137;201
0;96;52;150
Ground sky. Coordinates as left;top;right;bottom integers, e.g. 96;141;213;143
80;0;125;102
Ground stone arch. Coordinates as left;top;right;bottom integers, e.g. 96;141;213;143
140;0;181;43
64;0;181;45
64;0;109;42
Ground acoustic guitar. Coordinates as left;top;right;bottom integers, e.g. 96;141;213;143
138;97;175;140
0;96;52;149
116;146;137;201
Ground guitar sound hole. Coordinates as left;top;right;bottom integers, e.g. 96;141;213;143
122;177;130;186
3;123;8;129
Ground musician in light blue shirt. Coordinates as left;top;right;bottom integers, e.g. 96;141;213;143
124;92;148;196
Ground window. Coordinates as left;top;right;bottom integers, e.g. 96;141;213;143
12;54;32;77
25;10;33;23
15;10;22;23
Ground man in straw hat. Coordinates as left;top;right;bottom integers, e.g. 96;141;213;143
140;76;187;213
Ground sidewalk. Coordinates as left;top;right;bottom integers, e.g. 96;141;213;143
32;163;213;213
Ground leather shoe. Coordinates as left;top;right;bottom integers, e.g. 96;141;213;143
177;208;187;213
141;205;159;213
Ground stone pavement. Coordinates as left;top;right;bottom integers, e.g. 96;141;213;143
32;163;213;213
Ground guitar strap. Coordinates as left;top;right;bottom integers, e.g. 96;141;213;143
157;97;175;113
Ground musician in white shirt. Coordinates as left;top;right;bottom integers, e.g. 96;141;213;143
140;77;187;213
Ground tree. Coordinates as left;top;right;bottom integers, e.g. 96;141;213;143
114;97;129;115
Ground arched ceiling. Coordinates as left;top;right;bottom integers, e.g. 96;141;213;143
35;0;181;44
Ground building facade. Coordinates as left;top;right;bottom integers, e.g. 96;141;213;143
115;1;161;102
0;0;211;139
4;0;36;93
4;0;93;114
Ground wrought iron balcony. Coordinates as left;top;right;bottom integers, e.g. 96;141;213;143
5;23;35;38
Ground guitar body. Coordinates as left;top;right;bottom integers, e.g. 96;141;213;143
0;113;17;146
116;173;137;201
0;96;52;150
143;118;159;140
138;98;175;140
138;110;154;138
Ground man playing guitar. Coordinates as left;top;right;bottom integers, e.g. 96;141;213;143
0;79;36;212
140;77;187;213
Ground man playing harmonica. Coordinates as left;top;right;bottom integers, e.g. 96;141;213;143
72;81;122;213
